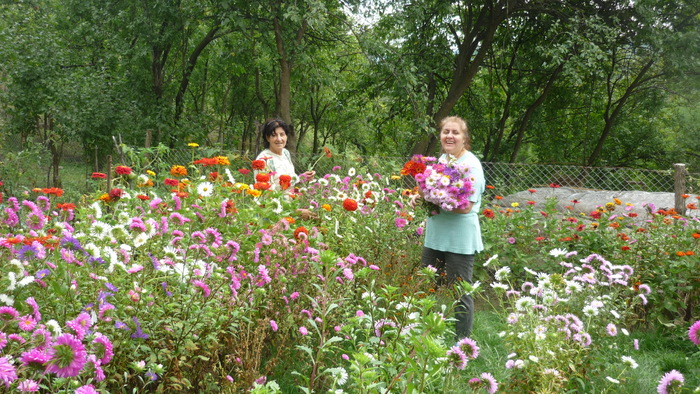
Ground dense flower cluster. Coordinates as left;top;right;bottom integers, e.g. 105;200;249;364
404;155;474;211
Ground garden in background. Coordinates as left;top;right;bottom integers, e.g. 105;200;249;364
0;146;698;393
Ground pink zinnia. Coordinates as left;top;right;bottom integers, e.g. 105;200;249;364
18;315;37;331
0;356;18;388
657;370;684;394
688;320;700;346
45;333;87;378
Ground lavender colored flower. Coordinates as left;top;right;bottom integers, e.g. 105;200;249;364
45;333;87;378
657;370;684;394
131;317;149;339
17;379;40;392
270;320;278;332
75;384;99;394
480;372;499;394
299;326;308;336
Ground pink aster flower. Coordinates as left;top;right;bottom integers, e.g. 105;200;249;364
75;384;99;394
93;333;114;364
17;379;40;392
688;320;700;346
20;347;51;368
446;346;468;370
394;217;407;228
66;312;93;340
457;337;480;360
480;372;499;394
607;323;618;336
18;315;37;331
299;326;308;336
270;320;278;332
657;370;684;394
192;280;211;297
0;356;18;388
0;306;19;320
45;333;87;378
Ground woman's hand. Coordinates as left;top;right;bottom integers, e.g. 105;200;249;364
408;193;421;208
300;170;316;181
452;201;474;214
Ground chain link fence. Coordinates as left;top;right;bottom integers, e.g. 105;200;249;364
154;149;699;196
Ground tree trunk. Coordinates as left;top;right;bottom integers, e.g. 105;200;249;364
587;59;656;166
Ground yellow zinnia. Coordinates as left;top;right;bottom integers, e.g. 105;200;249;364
187;142;199;148
247;189;262;197
215;156;231;166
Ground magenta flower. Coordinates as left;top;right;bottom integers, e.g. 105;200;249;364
17;379;40;392
75;384;99;394
270;320;278;332
20;348;51;368
18;315;37;331
657;370;684;394
507;237;516;244
93;334;114;365
395;217;407;228
0;356;18;388
46;333;87;377
66;312;93;340
416;227;424;236
299;326;308;336
0;306;19;320
480;372;499;394
192;280;211;297
688;320;700;346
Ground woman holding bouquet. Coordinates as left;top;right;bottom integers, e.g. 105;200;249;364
412;115;485;340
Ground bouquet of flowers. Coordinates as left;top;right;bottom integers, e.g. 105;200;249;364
401;154;474;213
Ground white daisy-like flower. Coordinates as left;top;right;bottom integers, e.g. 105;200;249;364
348;167;356;177
621;356;638;369
494;266;511;281
83;242;101;258
534;325;547;341
528;355;539;363
137;174;149;185
491;282;508;291
606;376;620;384
582;305;598;316
91;221;113;240
45;319;63;335
197;181;214;197
549;248;568;257
133;233;149;248
515;296;536;311
17;276;35;288
90;201;103;218
483;254;499;267
0;294;14;306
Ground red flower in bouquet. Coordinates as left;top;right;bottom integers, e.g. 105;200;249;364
401;156;427;177
403;155;473;212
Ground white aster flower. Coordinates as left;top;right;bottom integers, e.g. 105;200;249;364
621;356;638;369
197;181;214;197
549;248;568;257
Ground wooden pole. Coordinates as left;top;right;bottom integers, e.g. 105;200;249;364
674;163;687;215
106;155;112;193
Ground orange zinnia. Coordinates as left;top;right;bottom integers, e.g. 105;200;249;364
170;165;188;177
252;160;266;170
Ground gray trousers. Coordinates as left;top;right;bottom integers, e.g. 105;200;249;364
421;247;474;339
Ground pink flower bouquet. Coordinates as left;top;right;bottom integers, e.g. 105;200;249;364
405;155;474;212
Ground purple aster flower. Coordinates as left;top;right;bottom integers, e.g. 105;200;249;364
35;269;50;279
0;356;18;388
688;320;700;346
45;333;87;378
114;321;129;330
60;236;84;251
507;237;516;244
657;370;684;394
17;244;39;260
446;346;468;370
457;337;480;360
145;371;158;381
374;319;397;337
131;317;149;339
161;282;173;297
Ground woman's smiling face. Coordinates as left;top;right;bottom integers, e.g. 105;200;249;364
266;126;288;155
440;121;466;156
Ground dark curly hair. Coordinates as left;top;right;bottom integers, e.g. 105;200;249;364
260;118;293;149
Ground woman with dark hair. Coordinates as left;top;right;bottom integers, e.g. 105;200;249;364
255;118;315;191
411;115;485;340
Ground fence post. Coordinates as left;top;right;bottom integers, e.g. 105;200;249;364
674;163;687;215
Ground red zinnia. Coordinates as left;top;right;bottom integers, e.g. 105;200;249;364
115;166;132;175
255;173;271;183
91;172;107;179
482;209;495;219
193;157;218;166
56;203;76;210
253;182;271;191
108;188;123;199
238;168;251;175
549;183;561;188
251;160;266;170
42;187;64;197
343;198;358;212
621;246;630;251
279;174;292;190
164;178;179;187
137;194;150;200
400;159;427;177
293;226;309;241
